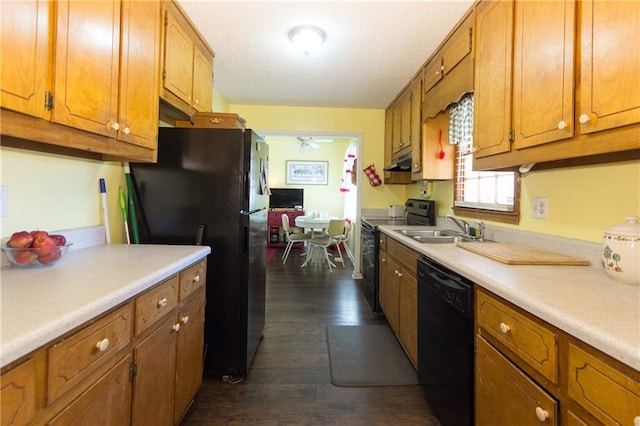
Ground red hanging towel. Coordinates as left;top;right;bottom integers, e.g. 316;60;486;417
363;163;382;187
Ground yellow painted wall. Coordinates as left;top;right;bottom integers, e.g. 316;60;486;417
229;104;407;209
407;159;640;243
266;136;348;218
0;147;127;242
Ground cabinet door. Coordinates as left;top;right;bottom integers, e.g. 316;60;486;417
473;0;514;158
400;89;412;150
53;0;121;137
163;9;193;105
392;101;403;154
118;0;160;149
512;0;575;149
384;108;394;167
423;58;443;94
0;0;50;119
48;355;132;426
398;271;417;367
410;76;422;177
385;257;401;334
174;291;205;423
192;46;213;112
476;337;558;426
579;1;640;134
378;250;388;313
132;315;177;426
0;359;35;426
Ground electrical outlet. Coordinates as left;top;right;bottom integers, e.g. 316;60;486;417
531;197;548;219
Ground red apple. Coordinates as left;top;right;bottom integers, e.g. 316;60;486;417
49;234;67;246
38;247;62;264
12;249;38;265
7;231;34;248
32;236;58;258
30;230;49;243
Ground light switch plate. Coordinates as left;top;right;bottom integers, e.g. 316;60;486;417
531;196;547;219
0;186;7;217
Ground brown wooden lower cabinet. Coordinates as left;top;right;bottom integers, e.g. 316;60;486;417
378;236;419;368
476;287;640;425
476;336;558;425
0;259;207;426
132;314;178;426
174;290;206;423
48;355;132;426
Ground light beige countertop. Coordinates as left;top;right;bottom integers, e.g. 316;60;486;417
0;243;210;368
379;225;640;372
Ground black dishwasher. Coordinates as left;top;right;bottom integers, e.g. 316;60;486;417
417;257;474;426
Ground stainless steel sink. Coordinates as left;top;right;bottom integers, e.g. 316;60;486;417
394;229;459;238
393;228;489;244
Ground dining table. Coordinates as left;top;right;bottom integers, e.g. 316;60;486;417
294;215;342;268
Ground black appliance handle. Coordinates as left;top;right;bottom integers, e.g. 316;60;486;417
242;225;249;255
195;224;206;245
240;207;266;215
425;268;468;291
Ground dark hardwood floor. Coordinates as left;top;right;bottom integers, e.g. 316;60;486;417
180;247;442;425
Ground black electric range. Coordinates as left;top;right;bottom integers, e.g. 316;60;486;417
360;199;435;312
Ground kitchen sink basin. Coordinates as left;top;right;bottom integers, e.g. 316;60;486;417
393;228;489;244
394;229;459;238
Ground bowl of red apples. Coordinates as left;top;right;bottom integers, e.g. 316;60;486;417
2;230;72;267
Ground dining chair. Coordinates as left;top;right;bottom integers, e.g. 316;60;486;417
331;221;355;267
305;219;345;272
281;214;311;264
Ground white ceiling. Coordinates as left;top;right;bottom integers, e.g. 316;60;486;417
176;1;475;109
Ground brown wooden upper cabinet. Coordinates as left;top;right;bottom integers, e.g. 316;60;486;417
0;0;162;161
422;12;473;96
161;0;214;117
473;0;640;170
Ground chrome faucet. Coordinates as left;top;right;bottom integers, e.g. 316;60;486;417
474;219;486;241
445;215;471;236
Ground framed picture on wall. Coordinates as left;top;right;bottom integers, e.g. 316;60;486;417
286;161;328;185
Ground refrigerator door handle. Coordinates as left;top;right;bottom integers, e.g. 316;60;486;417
242;224;249;255
240;207;266;216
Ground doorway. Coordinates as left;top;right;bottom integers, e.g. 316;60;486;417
259;131;363;278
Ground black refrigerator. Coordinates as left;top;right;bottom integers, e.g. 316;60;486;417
130;127;268;379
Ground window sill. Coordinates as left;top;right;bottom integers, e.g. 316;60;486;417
452;206;520;225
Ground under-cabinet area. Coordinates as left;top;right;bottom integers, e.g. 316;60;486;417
0;245;209;426
376;228;639;425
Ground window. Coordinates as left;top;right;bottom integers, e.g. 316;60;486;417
450;94;520;224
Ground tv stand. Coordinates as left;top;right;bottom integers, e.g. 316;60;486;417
268;210;305;248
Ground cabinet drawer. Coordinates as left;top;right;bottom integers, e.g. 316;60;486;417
179;260;206;300
567;343;640;425
476;336;558;425
47;303;133;404
476;290;558;383
1;358;36;426
379;233;387;252
387;237;419;273
135;275;179;336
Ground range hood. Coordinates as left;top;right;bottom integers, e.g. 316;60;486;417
384;152;412;172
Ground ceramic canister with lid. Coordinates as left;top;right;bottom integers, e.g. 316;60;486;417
601;216;640;285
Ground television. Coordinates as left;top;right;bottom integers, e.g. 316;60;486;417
269;188;304;209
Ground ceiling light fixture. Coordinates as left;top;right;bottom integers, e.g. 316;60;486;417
288;25;326;54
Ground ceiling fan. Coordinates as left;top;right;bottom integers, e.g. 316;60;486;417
295;136;333;153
